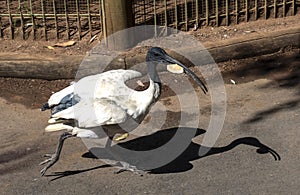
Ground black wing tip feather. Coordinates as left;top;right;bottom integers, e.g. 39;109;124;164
41;103;50;111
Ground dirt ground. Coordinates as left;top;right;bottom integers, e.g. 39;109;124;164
0;15;299;194
0;15;299;56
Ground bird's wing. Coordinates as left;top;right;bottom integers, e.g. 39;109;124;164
73;70;142;99
44;70;141;110
47;84;75;107
52;98;128;128
46;69;143;125
105;69;143;82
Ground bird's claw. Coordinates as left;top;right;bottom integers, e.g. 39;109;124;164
40;167;48;176
39;153;58;176
39;154;54;165
43;154;53;158
113;161;147;176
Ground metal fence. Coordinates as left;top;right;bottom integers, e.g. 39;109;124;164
0;0;103;40
0;0;299;40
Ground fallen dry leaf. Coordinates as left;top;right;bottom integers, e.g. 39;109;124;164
46;45;55;50
89;35;97;43
114;133;129;141
54;40;76;47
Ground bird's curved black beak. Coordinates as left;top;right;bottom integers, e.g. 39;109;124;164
163;54;208;94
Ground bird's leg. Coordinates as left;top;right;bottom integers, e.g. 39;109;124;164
40;132;75;176
104;132;147;176
113;161;147;176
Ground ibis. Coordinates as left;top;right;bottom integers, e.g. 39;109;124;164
40;47;208;176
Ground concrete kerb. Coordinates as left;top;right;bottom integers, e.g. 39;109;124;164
0;26;299;80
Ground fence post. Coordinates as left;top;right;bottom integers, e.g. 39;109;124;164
205;0;209;26
235;0;238;24
255;0;258;20
103;0;134;50
174;0;178;29
264;0;268;20
53;0;59;39
274;0;277;18
7;0;14;39
0;16;2;38
64;0;70;39
292;0;295;15
185;0;188;30
215;0;219;26
153;0;157;36
41;0;47;40
283;0;286;17
18;0;25;40
75;0;81;40
245;0;248;22
29;0;36;39
225;0;229;26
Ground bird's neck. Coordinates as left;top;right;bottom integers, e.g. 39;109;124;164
147;62;161;99
147;62;161;84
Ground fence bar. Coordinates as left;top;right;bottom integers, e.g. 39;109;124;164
87;0;92;38
18;0;25;39
29;0;36;39
205;0;209;25
215;0;219;26
64;0;70;39
7;0;14;39
274;0;277;17
225;0;229;26
174;0;178;29
164;0;167;27
0;16;2;38
264;0;267;19
283;0;286;17
99;0;102;34
235;0;238;24
52;0;59;39
41;0;47;40
292;0;297;16
185;0;188;30
101;0;107;44
75;0;81;40
245;0;248;21
143;0;146;25
254;0;258;20
153;0;157;36
195;0;199;26
1;0;298;40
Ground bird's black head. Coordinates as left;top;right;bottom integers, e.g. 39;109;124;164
146;47;170;64
146;47;208;94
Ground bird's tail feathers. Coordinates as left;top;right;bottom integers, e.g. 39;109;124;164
45;123;74;132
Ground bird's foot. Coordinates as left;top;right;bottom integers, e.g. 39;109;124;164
39;132;74;176
39;153;59;176
113;161;147;176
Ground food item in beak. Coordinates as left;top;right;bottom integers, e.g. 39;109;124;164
167;64;184;74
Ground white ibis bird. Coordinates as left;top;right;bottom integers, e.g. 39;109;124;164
40;47;208;176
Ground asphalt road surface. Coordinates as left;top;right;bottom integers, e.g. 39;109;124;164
0;50;299;194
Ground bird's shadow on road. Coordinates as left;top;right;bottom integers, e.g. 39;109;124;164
46;127;280;181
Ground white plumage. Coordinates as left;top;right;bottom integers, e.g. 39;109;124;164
49;69;157;127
